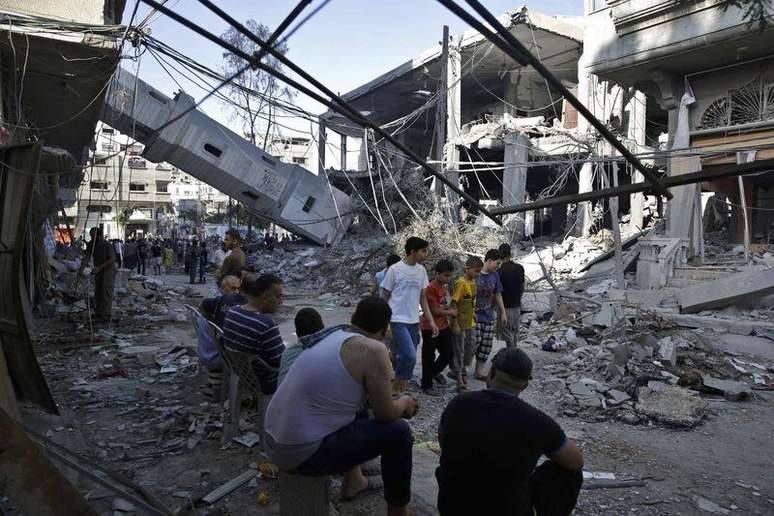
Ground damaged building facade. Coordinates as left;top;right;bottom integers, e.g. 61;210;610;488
585;0;774;256
321;3;774;258
320;7;666;241
0;1;126;419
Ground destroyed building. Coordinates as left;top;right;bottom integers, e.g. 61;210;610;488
585;0;774;256
319;7;666;240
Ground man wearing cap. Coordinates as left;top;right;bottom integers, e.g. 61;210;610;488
435;348;583;515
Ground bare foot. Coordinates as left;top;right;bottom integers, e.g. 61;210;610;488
341;473;369;500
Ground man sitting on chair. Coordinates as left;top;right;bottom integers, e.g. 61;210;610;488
221;273;285;394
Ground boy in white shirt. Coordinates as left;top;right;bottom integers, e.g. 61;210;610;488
381;236;438;393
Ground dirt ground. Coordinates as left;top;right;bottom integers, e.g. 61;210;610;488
24;273;774;515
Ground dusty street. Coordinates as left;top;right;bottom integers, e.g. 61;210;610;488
22;272;774;516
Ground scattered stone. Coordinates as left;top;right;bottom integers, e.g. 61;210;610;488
657;337;678;367
112;498;137;513
541;377;566;394
701;375;752;401
607;389;631;404
612;343;630;366
693;495;730;514
636;384;707;427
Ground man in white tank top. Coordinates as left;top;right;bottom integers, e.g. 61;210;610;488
266;297;418;516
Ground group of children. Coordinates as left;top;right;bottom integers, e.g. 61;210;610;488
377;237;525;394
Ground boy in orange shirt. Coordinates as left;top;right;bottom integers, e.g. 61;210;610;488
420;259;456;395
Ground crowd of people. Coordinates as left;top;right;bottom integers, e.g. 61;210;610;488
188;234;584;516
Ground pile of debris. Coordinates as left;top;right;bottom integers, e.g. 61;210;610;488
531;306;772;428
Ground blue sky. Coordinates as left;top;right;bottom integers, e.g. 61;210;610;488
124;0;582;136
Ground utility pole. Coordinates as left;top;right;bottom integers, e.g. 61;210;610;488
434;25;449;201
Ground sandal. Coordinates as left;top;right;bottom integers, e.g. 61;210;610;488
341;475;384;502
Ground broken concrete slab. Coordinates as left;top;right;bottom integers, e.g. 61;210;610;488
521;290;557;314
700;375;752;401
693;495;730;514
653;311;774;336
716;334;774;361
636;384;706;427
586;302;623;328
677;269;774;314
607;389;631;404
657;337;678;367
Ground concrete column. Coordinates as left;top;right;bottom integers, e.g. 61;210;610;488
627;91;646;229
503;132;529;239
444;37;462;219
317;119;326;176
340;134;347;171
576;161;594;236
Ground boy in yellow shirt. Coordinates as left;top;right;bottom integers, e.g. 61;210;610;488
449;256;483;389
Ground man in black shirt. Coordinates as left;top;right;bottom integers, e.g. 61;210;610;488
436;348;583;516
497;243;525;348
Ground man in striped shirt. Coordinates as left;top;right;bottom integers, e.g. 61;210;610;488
222;273;285;394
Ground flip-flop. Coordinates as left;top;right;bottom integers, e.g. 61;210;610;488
341;475;384;502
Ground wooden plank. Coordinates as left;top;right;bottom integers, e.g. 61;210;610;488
677;270;774;314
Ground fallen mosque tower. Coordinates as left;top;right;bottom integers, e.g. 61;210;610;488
101;68;353;246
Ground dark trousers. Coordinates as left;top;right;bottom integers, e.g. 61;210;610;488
136;256;146;275
420;328;453;389
198;260;206;282
94;271;114;320
189;260;197;284
294;418;414;507
529;461;583;516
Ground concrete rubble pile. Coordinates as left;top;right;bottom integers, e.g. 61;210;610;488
46;256;197;324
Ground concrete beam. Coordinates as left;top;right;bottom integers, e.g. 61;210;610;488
677;269;774;314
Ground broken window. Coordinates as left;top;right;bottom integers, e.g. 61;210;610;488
292;157;306;165
129;183;146;192
302;195;316;213
90;181;108;190
156;181;169;193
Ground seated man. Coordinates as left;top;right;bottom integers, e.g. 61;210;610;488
222;273;284;394
266;297;418;516
201;275;245;328
197;275;244;397
436;348;583;516
278;307;327;385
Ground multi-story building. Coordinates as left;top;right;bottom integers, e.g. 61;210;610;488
169;170;230;218
266;135;315;170
64;125;175;239
583;0;774;251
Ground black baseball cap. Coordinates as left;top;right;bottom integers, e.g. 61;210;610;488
492;348;533;381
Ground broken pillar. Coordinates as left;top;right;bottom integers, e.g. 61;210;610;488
576;162;594;236
503;132;529;239
444;35;462;221
626;91;647;230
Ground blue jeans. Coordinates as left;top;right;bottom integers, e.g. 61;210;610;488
295;417;414;507
390;322;420;381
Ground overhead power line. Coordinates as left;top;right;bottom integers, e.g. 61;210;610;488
137;0;503;226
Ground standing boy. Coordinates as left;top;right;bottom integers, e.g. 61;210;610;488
497;243;525;348
450;256;482;389
473;249;507;380
420;259;456;395
381;236;438;393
